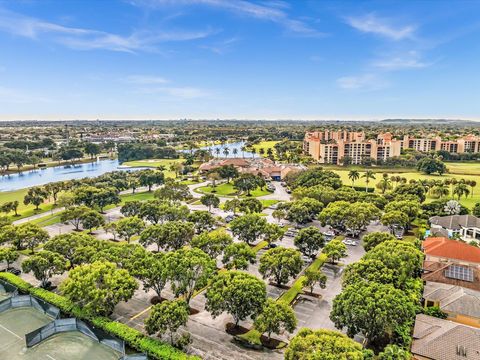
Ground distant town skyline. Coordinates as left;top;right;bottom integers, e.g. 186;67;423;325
1;0;480;120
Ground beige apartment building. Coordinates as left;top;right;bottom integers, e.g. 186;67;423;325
304;131;480;164
303;130;401;164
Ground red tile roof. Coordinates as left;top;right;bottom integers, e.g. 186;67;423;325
423;237;480;264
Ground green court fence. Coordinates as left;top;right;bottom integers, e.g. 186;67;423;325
0;279;18;296
0;294;60;319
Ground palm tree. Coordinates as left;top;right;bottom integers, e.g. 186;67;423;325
215;147;221;159
362;170;376;192
241;146;246;158
433;183;449;198
376;177;392;194
391;175;401;188
223;147;230;158
348;170;360;188
453;183;470;200
469;180;477;197
251;148;256;158
232;148;238;158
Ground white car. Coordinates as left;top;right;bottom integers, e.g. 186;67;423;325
342;239;358;246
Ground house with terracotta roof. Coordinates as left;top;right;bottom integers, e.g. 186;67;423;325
411;314;480;360
429;215;480;243
423;281;480;328
199;158;303;181
423;237;480;266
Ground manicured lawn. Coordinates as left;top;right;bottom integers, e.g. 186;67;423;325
259;199;279;208
196;183;271;197
331;168;480;209
249;140;279;153
0;188;57;221
122;159;182;178
445;162;480;175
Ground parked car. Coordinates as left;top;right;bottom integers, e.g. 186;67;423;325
342;239;358;246
286;189;292;194
284;230;297;237
6;267;21;276
225;215;235;223
268;243;278;249
268;203;279;210
281;182;286;187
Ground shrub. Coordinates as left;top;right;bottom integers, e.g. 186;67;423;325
0;273;198;360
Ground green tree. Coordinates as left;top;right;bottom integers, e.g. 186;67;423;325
166;247;216;304
473;203;480;217
222;242;256;270
230;213;269;245
129;251;169;298
385;200;420;224
139;170;165;192
16;223;49;253
43;233;96;268
238;198;263;214
294;227;325;258
116;216;145;243
342;259;395;288
224;198;241;215
423;306;448;319
0;247;19;269
381;210;410;231
254;298;297;340
61;261;138;316
330;282;416;346
417;157;447;175
140;221;194;251
259;247;303;286
80;210;105;233
205;270;266;327
302;268;327;294
318;201;350;229
343;202;380;237
22;250;66;288
154;179;190;202
23;186;48;210
60;205;90;231
217;165;239;183
322;239;347;265
233;173;261;196
285;328;369;360
84;142;100;159
378;344;411;360
362;232;396;252
145;299;189;344
187;210;216;234
200;193;220;212
453;183;470;200
44;182;65;205
120;200;142;217
191;229;233;258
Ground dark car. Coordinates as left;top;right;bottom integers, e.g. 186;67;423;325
225;215;235;223
7;267;21;276
268;243;278;249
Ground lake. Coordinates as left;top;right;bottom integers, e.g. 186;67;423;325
0;159;143;192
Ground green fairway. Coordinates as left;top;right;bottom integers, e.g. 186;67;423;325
445;162;480;175
249;140;279;153
196;182;271;197
122;159;182;178
332;168;480;209
0;188;56;221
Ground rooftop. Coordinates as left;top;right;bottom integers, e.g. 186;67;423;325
412;314;480;360
423;237;480;264
430;215;480;230
423;261;480;292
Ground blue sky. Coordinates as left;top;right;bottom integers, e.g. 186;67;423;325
0;0;479;120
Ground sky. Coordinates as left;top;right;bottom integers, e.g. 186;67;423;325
0;0;480;121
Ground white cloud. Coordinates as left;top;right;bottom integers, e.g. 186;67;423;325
130;0;324;37
124;75;170;84
136;86;210;98
336;74;388;91
0;8;214;53
345;13;416;40
373;51;430;70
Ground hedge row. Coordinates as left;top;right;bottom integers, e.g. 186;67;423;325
0;273;199;360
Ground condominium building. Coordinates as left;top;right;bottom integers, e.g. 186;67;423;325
402;134;480;154
304;131;480;164
303;130;401;165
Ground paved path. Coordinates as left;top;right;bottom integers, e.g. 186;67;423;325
12;207;64;225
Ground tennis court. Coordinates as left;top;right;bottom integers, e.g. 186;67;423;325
0;307;121;360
